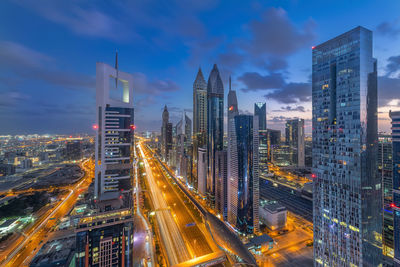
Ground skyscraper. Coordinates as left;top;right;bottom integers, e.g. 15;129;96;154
192;68;207;190
161;105;170;161
390;110;400;265
207;64;224;207
254;102;267;130
285;119;305;167
312;26;381;266
228;115;259;234
378;134;394;261
78;57;134;267
215;150;228;220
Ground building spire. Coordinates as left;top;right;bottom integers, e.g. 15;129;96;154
229;76;232;91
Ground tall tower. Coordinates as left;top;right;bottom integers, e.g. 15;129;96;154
285;119;305;167
312;27;381;266
390;111;400;264
78;55;134;267
254;102;266;130
193;68;207;190
161;105;170;161
227;76;239;222
228;115;259;234
206;64;224;207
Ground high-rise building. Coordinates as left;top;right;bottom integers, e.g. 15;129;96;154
161;105;170;161
390;110;400;265
285;119;305;167
258;130;268;173
266;129;281;161
254;102;267;130
198;147;207;195
207;64;224;207
192;68;208;190
228;115;259;234
80;57;134;266
227;76;239;222
312;26;381;266
176;112;192;181
165;122;173;164
378;134;394;261
215;150;228;220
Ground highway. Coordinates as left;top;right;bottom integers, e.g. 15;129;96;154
138;142;191;265
0;159;94;267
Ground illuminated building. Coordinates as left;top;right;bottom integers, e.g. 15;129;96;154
254;102;267;130
390;110;400;265
285;119;305;168
228;115;259;234
161;105;172;162
197;147;207;195
215;150;227;220
259;201;287;230
207;64;224;207
176;112;192;182
192;68;207;191
258;130;268;173
312;27;381;266
78;56;134;267
378;134;394;261
266;128;281;161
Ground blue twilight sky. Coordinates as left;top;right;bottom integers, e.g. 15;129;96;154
0;0;400;135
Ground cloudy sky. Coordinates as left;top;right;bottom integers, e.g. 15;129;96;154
0;0;399;135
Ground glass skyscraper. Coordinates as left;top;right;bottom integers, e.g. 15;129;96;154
254;102;267;130
228;115;259;234
207;64;224;207
312;26;381;266
390;110;400;265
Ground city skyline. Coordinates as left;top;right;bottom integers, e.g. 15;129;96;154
1;1;400;135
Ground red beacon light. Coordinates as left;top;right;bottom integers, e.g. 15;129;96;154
391;203;396;208
130;124;136;130
311;173;316;179
312;46;316;50
92;124;98;130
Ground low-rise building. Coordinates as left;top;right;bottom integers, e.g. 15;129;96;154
260;201;287;230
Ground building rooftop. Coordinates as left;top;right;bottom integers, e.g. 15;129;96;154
262;202;286;213
30;235;75;267
246;234;273;248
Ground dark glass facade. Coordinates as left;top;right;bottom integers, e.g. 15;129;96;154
254;102;267;130
312;27;381;266
391;111;400;265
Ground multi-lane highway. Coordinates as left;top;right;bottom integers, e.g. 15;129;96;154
1;159;94;267
138;142;191;265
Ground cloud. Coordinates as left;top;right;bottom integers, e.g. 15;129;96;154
273;106;306;112
0;41;94;90
132;73;181;96
239;72;285;92
377;19;400;37
246;7;316;56
386;55;400;75
15;1;134;41
378;76;400;107
265;82;311;104
0;91;30;107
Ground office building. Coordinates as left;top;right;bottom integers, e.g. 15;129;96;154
378;134;394;261
312;27;381;266
259;130;268;173
161;105;172;162
391;110;400;265
0;164;15;176
215;150;227;220
260;201;287;231
198;147;207;195
254;102;267;130
79;58;134;267
285;119;305;168
228;115;259;234
207;64;224;207
267;129;281;161
192;68;207;190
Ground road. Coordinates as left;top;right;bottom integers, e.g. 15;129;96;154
0;159;94;267
138;142;191;265
133;146;155;267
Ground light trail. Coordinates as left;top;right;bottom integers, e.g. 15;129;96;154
138;141;190;265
